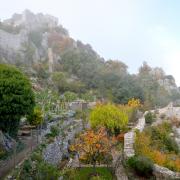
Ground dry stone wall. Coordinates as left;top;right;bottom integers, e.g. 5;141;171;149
124;107;180;179
124;117;145;159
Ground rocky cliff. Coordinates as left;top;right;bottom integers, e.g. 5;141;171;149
0;10;70;68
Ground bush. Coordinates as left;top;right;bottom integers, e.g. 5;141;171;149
145;111;155;124
27;107;43;126
19;159;60;180
50;125;60;137
164;136;179;153
31;151;43;162
90;103;129;134
127;155;153;177
37;162;60;179
160;113;166;119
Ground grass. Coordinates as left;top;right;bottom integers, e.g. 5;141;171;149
64;167;115;180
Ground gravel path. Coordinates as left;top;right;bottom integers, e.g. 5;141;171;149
112;148;128;180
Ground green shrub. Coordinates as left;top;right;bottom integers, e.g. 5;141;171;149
31;151;43;162
0;147;7;160
145;111;155;124
164;136;179;153
127;155;153;177
19;159;60;180
50;125;60;137
160;113;166;119
37;162;60;179
27;107;43;126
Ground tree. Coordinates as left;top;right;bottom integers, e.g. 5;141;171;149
64;91;78;102
51;72;68;92
0;64;35;137
70;128;114;173
90;103;129;135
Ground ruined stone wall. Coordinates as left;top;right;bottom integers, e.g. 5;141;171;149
153;164;180;180
124;108;180;179
124;117;145;159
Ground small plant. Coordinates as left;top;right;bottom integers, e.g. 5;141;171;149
164;136;179;153
0;147;7;160
127;155;153;177
145;111;155;124
160;113;166;119
50;125;60;137
27;107;43;127
31;151;43;162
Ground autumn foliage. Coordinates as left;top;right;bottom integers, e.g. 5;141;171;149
70;128;115;167
135;122;180;172
128;98;141;108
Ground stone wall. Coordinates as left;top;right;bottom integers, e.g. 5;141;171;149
124;109;180;179
42;118;83;165
153;164;180;180
124;117;145;159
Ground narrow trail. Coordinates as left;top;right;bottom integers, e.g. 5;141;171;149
112;148;128;180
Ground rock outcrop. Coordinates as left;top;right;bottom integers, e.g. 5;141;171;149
0;10;68;69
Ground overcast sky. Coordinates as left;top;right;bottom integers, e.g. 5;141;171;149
1;0;180;85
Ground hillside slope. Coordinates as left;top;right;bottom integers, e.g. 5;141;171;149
0;10;179;107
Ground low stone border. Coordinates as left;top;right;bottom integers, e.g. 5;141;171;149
123;111;180;179
153;164;180;180
124;117;145;159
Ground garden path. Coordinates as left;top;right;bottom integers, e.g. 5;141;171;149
112;148;128;180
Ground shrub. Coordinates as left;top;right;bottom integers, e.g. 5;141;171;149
90;103;128;134
19;159;60;180
50;125;60;137
145;111;155;124
0;147;7;160
164;136;179;153
37;162;60;179
116;133;124;142
160;113;166;119
31;151;43;162
127;155;153;177
27;107;43;127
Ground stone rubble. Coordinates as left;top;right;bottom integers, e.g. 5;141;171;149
42;118;83;165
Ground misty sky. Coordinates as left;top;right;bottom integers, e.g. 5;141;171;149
0;0;180;85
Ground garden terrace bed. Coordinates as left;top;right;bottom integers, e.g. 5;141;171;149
63;167;115;180
123;109;180;179
133;122;180;179
135;122;180;172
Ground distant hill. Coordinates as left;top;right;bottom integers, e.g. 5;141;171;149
0;10;179;107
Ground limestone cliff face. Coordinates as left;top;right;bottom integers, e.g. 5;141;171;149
0;10;68;67
4;9;58;31
158;75;178;93
0;29;27;63
150;67;179;93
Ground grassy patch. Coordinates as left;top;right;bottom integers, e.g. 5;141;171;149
64;167;115;180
